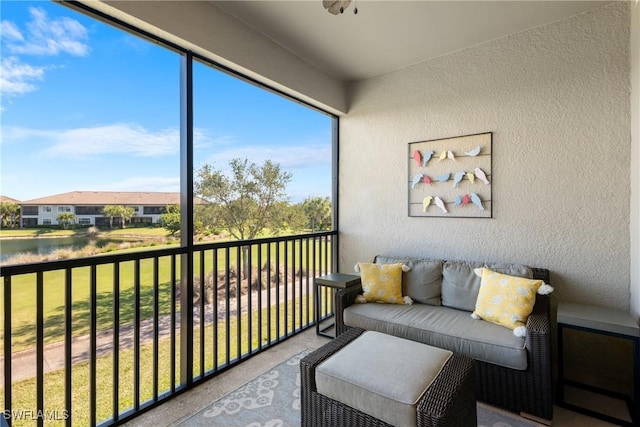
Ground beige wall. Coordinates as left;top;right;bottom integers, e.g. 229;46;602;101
340;2;632;310
631;1;640;319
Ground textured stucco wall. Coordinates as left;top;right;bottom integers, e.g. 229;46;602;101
340;2;631;310
630;3;640;319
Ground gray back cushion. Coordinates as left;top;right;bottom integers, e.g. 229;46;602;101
374;255;443;305
441;261;533;312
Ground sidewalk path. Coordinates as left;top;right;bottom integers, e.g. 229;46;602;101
1;280;314;383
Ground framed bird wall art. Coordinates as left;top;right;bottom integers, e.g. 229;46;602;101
408;132;492;218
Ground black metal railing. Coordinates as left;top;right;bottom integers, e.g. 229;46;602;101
1;231;336;426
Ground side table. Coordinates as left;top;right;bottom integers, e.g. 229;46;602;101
314;273;361;338
557;302;639;426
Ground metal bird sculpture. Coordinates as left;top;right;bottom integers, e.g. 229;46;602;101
464;146;481;157
470;193;484;210
438;151;447;161
413;150;422;167
454;195;463;207
422;196;433;212
423;175;432;185
447;150;455;161
422;150;434;167
452;171;465;188
462;194;470;206
474;168;490;185
466;172;475;184
323;0;352;15
412;174;423;188
435;173;450;183
434;196;448;213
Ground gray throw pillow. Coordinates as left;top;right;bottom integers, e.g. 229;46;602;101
374;255;443;305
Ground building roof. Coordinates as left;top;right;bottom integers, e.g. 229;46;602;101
21;191;204;206
0;196;21;204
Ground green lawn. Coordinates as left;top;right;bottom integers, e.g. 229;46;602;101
1;239;331;354
4;298;316;427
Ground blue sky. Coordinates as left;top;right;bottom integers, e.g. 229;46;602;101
0;1;332;203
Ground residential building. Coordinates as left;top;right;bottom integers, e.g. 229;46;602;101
19;191;192;227
0;196;21;204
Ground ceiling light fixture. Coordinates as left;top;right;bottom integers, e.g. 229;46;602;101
323;0;358;15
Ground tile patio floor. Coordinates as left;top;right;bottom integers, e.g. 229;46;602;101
123;328;624;427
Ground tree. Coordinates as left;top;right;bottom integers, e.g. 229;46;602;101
102;205;122;229
102;205;134;229
161;204;181;236
161;204;208;237
0;202;20;229
195;158;292;277
195;158;292;241
195;204;221;235
302;196;332;231
120;206;135;228
57;212;76;229
282;202;307;233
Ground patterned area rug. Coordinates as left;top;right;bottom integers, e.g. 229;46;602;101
179;349;541;427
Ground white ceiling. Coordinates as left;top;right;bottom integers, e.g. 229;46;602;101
213;1;611;82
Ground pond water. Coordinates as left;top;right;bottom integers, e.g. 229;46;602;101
0;236;127;263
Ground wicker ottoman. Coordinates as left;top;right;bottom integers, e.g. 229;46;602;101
301;328;476;427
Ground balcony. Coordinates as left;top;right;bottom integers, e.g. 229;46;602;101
1;232;336;426
1;1;636;425
1;233;626;427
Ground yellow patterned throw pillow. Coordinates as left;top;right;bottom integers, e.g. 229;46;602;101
472;268;543;337
358;262;404;304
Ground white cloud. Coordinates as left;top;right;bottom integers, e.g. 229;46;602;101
2;7;89;57
0;7;89;105
52;124;180;157
2;123;227;159
0;56;45;97
194;133;236;151
0;21;24;42
3;124;180;158
1;125;47;143
200;144;331;171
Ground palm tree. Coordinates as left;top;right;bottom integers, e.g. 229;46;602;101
102;205;121;229
0;202;20;228
302;196;332;231
57;212;76;229
120;206;135;228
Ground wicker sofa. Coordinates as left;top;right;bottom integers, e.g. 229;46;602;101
334;255;553;423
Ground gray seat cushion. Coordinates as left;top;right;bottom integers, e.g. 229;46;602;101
344;303;527;370
375;255;443;306
316;331;452;427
